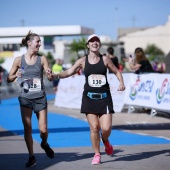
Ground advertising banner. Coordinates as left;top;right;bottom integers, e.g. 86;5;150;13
55;73;170;113
153;74;170;111
124;73;155;107
108;73;130;112
124;73;170;112
54;75;84;109
55;74;130;112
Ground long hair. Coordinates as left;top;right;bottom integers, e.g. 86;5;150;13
134;47;147;63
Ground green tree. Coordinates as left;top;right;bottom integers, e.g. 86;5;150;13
46;52;55;67
70;57;76;65
144;44;164;61
38;51;55;67
0;58;5;64
69;37;87;59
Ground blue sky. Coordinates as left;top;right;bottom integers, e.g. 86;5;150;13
0;0;170;40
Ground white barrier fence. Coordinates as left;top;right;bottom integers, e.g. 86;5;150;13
54;73;170;114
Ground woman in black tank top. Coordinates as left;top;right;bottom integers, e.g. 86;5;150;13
52;34;125;165
7;31;54;167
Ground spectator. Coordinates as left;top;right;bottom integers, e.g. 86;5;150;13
0;65;4;86
121;56;133;72
118;63;124;72
0;65;4;103
107;47;119;72
128;47;154;74
52;59;63;92
157;62;166;73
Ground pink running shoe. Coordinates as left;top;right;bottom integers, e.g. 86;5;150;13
103;140;114;155
91;153;101;165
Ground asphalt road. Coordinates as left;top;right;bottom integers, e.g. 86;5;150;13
0;91;170;170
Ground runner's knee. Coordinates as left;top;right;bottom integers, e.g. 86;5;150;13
90;124;100;133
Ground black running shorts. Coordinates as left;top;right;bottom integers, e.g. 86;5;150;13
81;90;115;114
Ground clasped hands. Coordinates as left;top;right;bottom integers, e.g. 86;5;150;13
46;69;59;80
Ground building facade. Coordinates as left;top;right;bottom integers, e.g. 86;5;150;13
0;25;125;71
118;15;170;56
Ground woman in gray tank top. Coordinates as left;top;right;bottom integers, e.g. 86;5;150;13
7;31;54;167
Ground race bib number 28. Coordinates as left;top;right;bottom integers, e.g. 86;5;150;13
88;74;106;87
29;78;41;92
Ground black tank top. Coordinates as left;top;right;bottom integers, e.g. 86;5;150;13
84;54;110;92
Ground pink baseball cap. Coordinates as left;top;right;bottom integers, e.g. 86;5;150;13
87;34;100;43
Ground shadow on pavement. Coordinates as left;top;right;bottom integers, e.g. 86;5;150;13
0;130;16;137
101;149;170;164
0;152;95;170
112;123;170;130
0;127;90;137
1;123;170;138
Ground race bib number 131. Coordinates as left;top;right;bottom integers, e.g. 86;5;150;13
88;74;106;87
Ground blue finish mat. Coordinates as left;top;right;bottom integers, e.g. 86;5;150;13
0;95;170;148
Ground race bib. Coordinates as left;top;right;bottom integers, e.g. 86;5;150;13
88;74;106;87
23;78;41;92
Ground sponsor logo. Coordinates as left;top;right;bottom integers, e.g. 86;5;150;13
129;77;140;100
156;78;170;104
129;76;154;101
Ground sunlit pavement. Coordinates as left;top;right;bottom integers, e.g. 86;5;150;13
0;94;170;170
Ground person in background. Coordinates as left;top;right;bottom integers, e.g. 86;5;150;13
0;65;4;103
157;62;166;73
107;47;119;72
51;34;125;165
121;56;133;72
128;47;154;74
7;31;54;168
118;63;124;72
0;65;4;86
52;59;63;92
152;60;159;72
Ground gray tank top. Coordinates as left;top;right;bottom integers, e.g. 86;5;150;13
20;55;45;99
